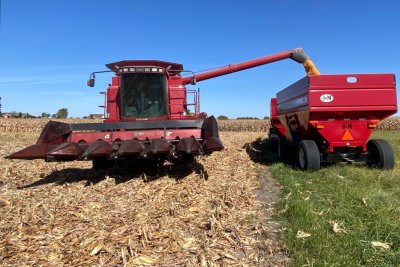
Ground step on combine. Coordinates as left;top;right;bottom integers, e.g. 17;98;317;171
7;48;318;170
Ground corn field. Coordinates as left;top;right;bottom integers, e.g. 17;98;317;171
0;130;289;266
1;117;399;133
0;119;98;133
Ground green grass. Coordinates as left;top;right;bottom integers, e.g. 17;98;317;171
268;131;400;266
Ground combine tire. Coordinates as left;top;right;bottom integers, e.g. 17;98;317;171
297;140;320;171
367;139;395;170
92;158;114;171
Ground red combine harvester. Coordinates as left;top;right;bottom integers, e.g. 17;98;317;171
7;48;319;170
270;74;397;171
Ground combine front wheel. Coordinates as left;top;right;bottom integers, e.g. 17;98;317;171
92;158;115;171
366;139;395;170
297;140;320;171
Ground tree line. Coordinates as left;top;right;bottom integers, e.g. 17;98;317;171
39;108;69;118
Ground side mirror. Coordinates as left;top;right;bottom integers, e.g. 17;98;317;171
87;78;95;87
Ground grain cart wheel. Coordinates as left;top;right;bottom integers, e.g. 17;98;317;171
366;139;395;170
297;140;320;171
269;134;279;152
277;136;287;161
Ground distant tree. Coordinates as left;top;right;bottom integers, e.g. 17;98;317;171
217;115;229;120
51;114;57;118
18;112;22;118
82;116;88;119
56;108;68;118
263;116;270;120
41;112;50;118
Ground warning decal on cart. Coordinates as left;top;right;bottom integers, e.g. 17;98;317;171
341;129;354;141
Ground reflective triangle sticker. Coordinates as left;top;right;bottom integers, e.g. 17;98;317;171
342;129;354;141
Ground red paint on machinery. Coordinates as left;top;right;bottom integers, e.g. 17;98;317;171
7;47;397;172
7;48;315;168
270;74;397;170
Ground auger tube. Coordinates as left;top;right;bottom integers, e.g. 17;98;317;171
181;48;320;85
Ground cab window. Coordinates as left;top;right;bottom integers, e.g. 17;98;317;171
122;73;166;118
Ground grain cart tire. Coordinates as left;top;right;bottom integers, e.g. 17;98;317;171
366;139;395;170
92;158;114;170
277;136;287;161
269;134;279;152
297;140;320;171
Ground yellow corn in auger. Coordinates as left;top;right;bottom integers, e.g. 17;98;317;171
303;59;320;76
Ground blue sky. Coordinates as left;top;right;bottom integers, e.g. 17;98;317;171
0;0;399;118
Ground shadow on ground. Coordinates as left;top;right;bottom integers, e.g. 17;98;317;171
245;137;357;169
244;137;279;165
18;159;207;189
244;137;297;168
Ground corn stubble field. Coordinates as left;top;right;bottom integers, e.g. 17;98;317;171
1;118;400;266
0;119;288;266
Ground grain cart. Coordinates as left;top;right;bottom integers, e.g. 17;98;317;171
270;74;397;171
7;48;319;169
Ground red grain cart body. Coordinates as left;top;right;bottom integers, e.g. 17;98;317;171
270;74;397;170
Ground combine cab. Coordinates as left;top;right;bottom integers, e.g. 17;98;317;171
7;48;320;170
